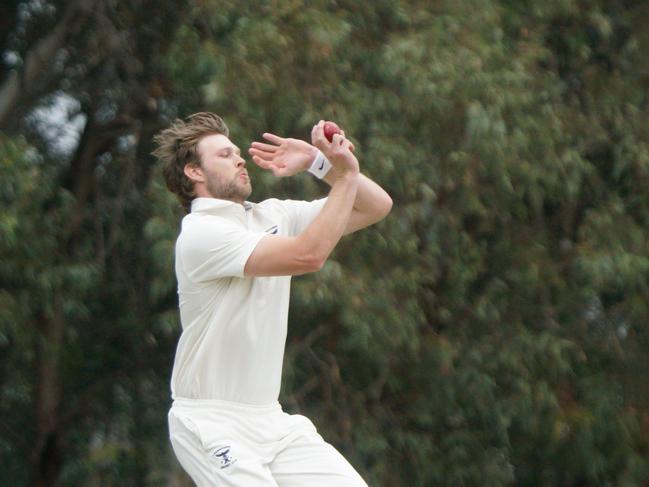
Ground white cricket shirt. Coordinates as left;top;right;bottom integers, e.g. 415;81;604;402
170;196;326;404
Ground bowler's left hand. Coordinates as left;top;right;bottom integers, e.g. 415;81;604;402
249;133;317;177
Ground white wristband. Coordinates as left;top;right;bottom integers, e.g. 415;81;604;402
307;150;332;179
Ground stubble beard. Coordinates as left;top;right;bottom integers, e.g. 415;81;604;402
206;174;252;204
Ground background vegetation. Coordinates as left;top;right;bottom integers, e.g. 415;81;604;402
1;1;648;486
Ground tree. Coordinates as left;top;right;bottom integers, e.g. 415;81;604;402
1;1;192;485
2;0;649;485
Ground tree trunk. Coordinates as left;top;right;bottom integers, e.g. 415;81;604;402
32;294;65;487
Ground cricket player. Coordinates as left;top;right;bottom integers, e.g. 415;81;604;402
153;112;392;486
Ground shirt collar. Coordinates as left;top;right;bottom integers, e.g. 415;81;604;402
190;197;255;215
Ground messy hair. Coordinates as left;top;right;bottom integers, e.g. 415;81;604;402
152;112;230;212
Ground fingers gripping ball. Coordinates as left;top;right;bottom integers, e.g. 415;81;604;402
323;121;342;142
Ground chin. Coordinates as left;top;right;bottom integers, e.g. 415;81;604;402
234;189;252;204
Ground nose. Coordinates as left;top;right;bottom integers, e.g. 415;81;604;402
235;154;246;168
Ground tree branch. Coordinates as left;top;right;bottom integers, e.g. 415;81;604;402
0;0;94;128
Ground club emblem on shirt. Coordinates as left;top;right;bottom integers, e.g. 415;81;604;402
265;225;279;234
213;445;237;469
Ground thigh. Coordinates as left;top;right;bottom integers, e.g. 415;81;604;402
169;410;278;487
269;431;368;487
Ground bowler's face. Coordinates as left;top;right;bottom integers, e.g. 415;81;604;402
196;133;251;203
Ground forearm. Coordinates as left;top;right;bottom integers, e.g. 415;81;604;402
296;172;359;266
324;170;388;210
323;168;392;232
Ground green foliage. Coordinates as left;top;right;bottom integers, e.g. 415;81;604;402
2;0;649;485
181;1;649;484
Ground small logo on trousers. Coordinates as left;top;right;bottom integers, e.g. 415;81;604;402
213;446;237;469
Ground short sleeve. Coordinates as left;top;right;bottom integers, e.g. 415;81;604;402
275;198;327;236
178;216;267;282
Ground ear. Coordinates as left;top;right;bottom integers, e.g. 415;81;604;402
184;163;204;183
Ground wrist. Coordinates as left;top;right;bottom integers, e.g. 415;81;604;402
307;149;332;179
302;146;318;171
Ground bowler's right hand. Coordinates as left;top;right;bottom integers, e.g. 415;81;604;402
311;120;359;176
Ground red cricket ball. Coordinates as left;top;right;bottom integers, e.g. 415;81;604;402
323;121;341;142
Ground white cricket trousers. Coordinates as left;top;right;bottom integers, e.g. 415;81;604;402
168;398;368;487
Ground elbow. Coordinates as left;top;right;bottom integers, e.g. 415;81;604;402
301;253;327;273
382;194;393;218
293;242;328;273
374;194;393;222
293;235;330;273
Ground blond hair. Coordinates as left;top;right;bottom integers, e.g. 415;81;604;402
152;112;230;212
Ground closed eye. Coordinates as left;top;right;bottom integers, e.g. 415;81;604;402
217;147;241;157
